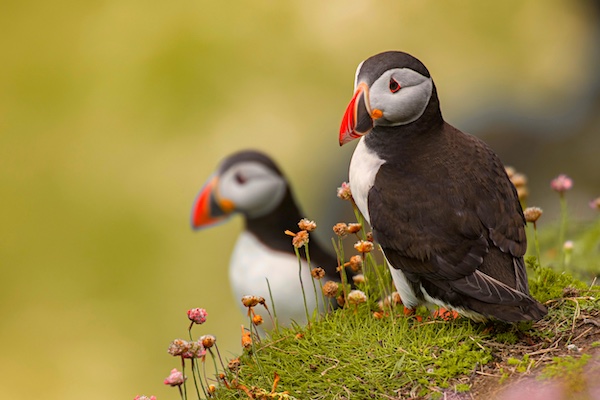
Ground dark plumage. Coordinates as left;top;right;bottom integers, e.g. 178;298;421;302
339;51;547;322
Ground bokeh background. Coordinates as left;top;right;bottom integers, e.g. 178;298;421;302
1;0;599;398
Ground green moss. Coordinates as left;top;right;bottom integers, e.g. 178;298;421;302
454;383;471;392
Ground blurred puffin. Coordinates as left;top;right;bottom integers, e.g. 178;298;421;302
191;150;343;329
338;51;547;322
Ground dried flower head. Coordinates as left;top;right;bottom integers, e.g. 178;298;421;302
511;173;527;188
337;182;352;200
516;186;529;202
336;294;345;307
164;368;186;386
292;230;309;248
366;231;374;242
551;174;573;193
523;207;543;223
208;385;217;395
187;308;208;325
167;339;189;357
333;222;349;237
378;292;403;310
354;240;374;253
252;314;263;326
349;255;363;272
241;295;265;308
228;357;241;371
200;334;216;349
347;290;367;305
134;396;157;400
322;281;339;298
347;223;362;234
352;274;366;284
298;218;317;232
589;197;600;211
311;267;325;279
182;340;206;359
241;328;252;350
505;166;516;179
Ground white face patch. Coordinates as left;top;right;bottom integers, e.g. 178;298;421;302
348;138;385;225
368;68;433;126
218;161;286;218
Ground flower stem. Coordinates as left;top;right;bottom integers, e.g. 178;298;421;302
304;243;321;321
180;357;188;400
558;193;568;268
294;246;311;326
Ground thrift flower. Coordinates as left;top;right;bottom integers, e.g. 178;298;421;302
292;230;309;248
523;207;543;223
163;368;186;387
347;223;362;234
182;341;205;359
241;295;265;308
187;308;207;325
349;255;363;272
298;218;317;232
337;182;352;200
352;274;366;284
354;240;374;253
200;334;216;349
252;314;263;326
322;281;339;297
551;174;573;193
347;290;367;305
167;339;188;357
134;396;156;400
333;222;349;237
311;267;325;279
589;197;600;211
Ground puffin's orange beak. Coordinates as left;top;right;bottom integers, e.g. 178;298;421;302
190;175;235;229
339;82;380;146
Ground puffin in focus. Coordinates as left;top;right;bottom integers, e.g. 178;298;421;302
338;51;547;322
191;150;341;329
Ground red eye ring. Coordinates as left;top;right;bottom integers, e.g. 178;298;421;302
389;78;401;93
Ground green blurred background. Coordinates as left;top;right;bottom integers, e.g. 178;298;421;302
1;1;599;398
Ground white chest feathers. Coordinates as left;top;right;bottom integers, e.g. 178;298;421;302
348;138;385;225
229;231;324;329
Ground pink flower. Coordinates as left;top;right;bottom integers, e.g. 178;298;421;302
163;368;186;386
182;341;206;359
134;396;156;400
187;308;208;324
337;182;352;200
589;197;600;211
550;174;573;193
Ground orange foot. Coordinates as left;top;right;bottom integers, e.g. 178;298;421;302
432;308;460;321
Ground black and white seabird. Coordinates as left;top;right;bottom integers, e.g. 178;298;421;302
191;150;342;329
338;51;547;322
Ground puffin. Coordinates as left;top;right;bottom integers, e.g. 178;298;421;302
191;150;342;329
338;51;547;322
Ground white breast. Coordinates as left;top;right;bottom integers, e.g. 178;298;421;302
348;138;385;225
229;231;324;330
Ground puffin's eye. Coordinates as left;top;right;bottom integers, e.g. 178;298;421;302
235;172;247;184
389;78;401;93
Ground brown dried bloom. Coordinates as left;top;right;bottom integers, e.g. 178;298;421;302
208;385;217;395
347;290;367;305
311;267;325;279
292;230;309;248
366;231;374;242
298;218;317;232
523;207;543;223
167;339;189;357
511;173;527;188
241;326;252;350
352;274;366;284
354;240;374;253
322;281;339;297
516;186;529;202
349;255;363;272
336;294;345;307
200;334;216;349
347;223;362;234
505;166;516;179
333;222;348;237
337;182;352;200
252;314;263;326
241;295;266;308
228;357;241;371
